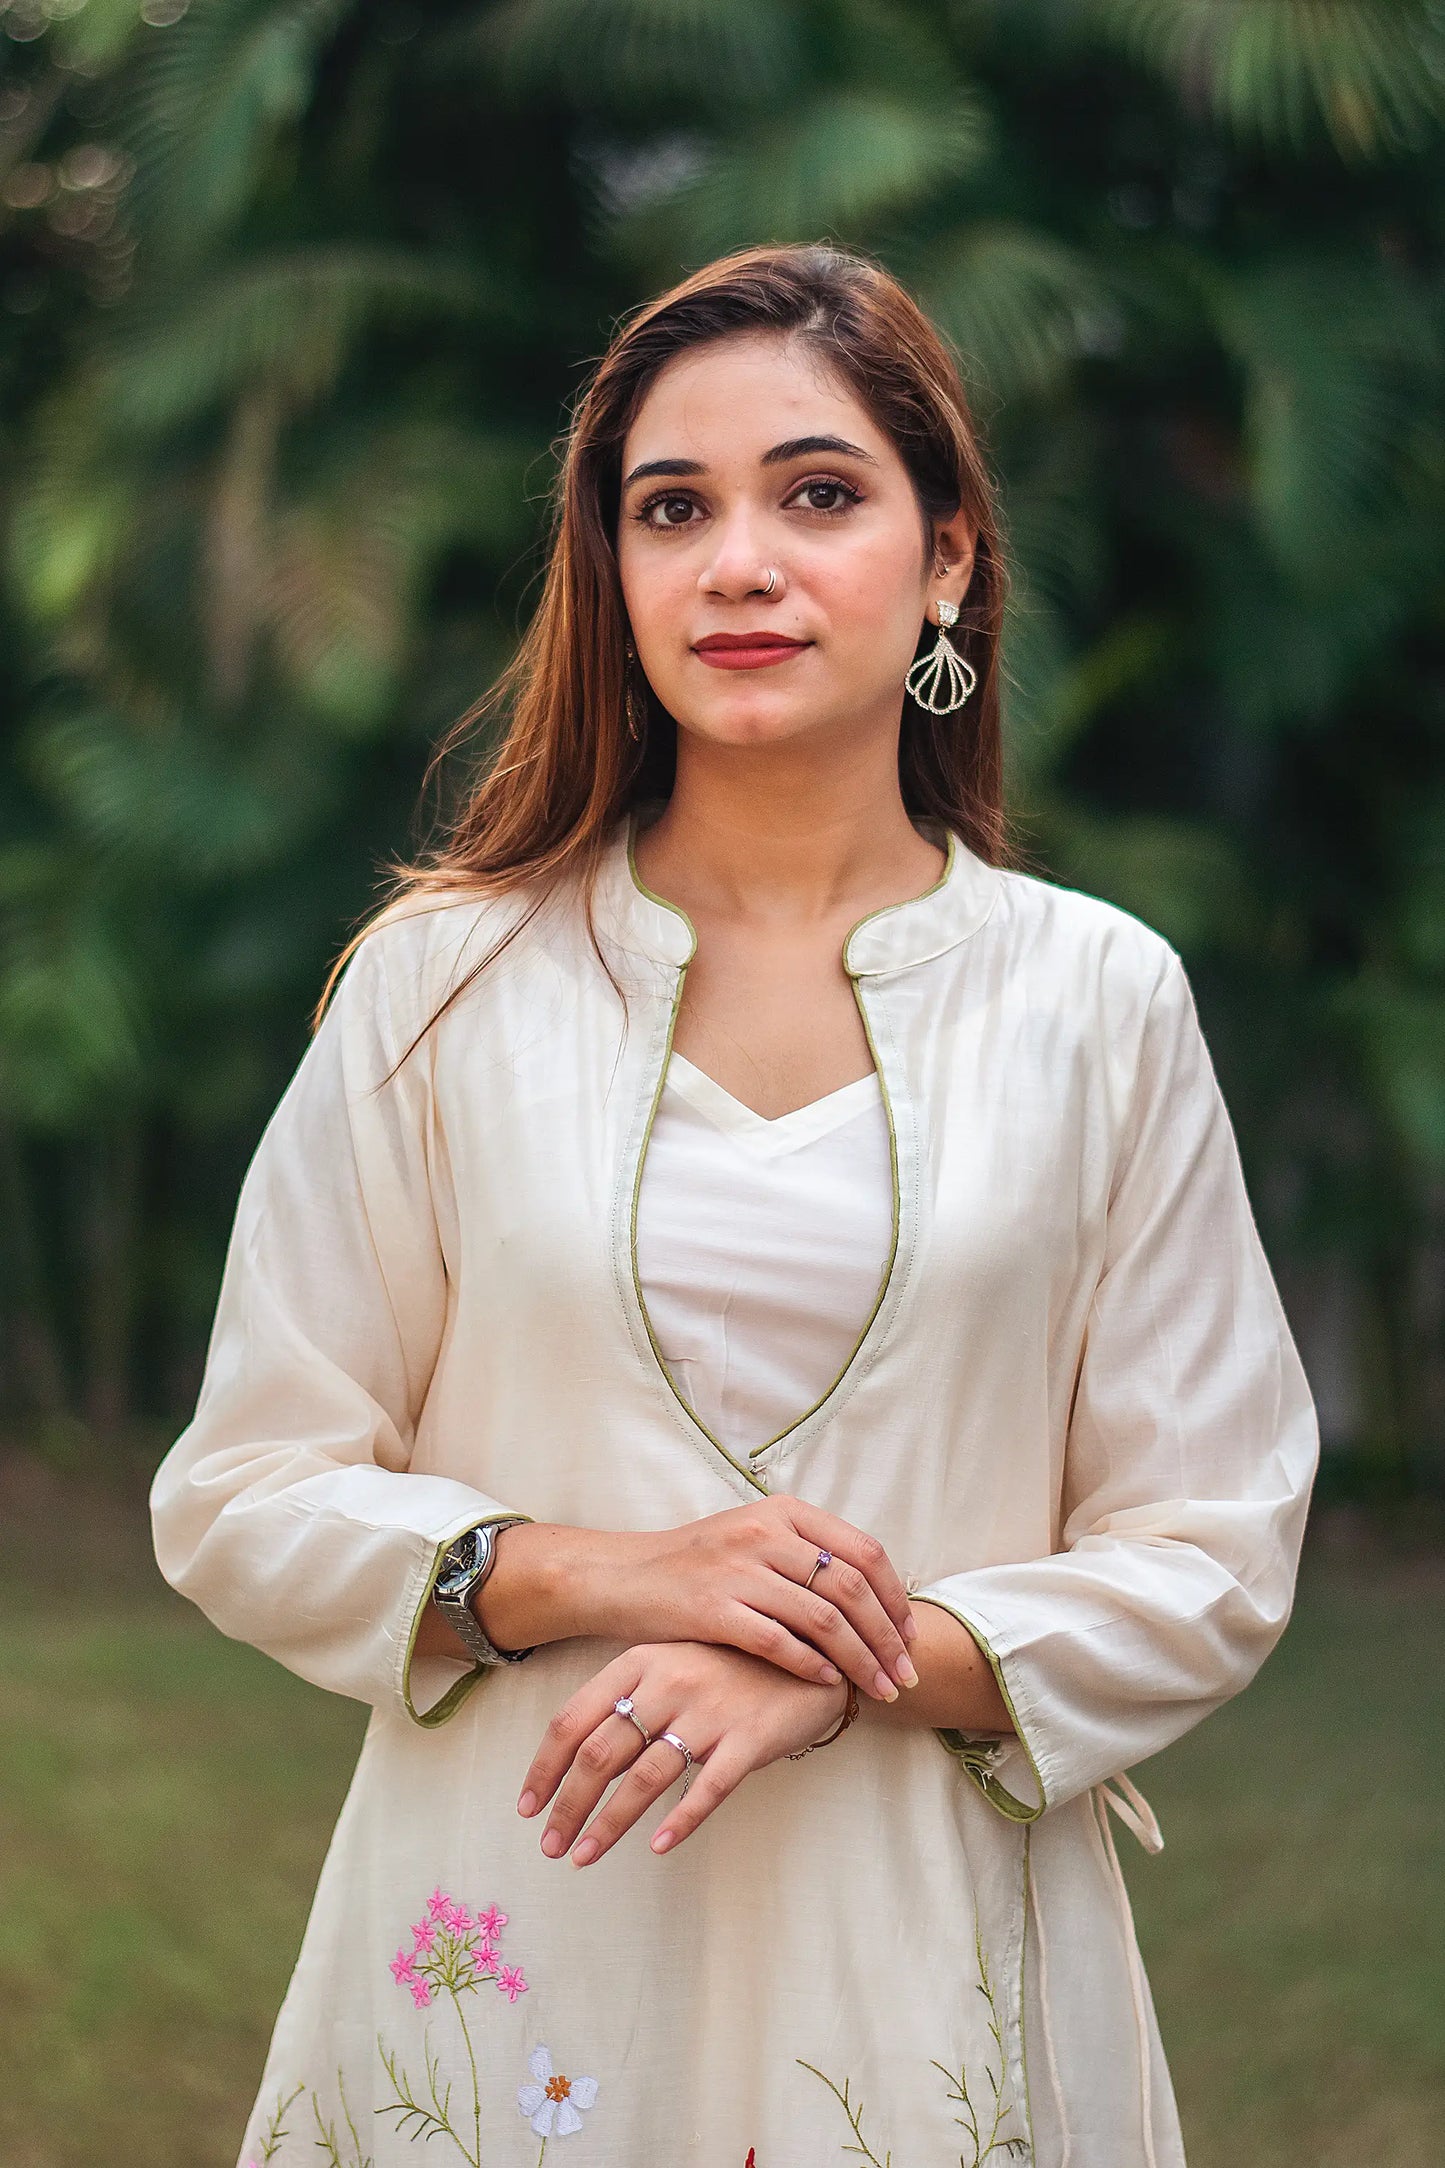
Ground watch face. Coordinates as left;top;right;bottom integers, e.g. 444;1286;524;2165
435;1527;486;1598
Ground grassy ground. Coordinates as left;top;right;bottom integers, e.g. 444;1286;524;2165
1;1465;1441;2167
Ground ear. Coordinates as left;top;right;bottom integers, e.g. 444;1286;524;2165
929;511;977;610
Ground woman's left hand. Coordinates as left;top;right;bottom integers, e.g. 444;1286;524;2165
516;1641;850;1867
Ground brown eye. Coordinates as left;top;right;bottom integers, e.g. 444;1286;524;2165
788;477;864;515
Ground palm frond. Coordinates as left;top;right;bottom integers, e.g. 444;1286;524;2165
1090;0;1445;158
918;221;1112;404
615;87;990;256
121;0;350;260
466;0;801;108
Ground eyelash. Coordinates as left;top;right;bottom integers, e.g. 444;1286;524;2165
630;475;865;531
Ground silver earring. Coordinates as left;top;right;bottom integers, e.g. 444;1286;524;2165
905;597;976;714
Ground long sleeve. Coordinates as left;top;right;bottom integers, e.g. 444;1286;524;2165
148;906;530;1728
916;947;1320;1822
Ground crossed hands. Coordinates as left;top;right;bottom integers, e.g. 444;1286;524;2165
512;1493;918;1870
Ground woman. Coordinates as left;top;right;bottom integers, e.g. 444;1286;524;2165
150;242;1319;2168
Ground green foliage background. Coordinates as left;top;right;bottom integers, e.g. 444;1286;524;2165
1;0;1443;1490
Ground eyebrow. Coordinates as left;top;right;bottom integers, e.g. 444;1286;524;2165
621;434;880;491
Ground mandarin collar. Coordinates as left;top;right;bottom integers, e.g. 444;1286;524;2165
592;807;1001;978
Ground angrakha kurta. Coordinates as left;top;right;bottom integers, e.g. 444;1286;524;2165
149;808;1320;2167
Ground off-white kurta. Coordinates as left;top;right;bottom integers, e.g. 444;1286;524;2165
149;808;1320;2168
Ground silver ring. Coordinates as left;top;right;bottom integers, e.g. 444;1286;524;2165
613;1694;651;1747
803;1547;832;1591
657;1728;695;1796
762;566;777;595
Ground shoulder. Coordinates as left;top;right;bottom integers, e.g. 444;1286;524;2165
335;880;555;1049
988;862;1184;1012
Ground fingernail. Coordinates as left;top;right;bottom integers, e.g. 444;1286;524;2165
820;1663;842;1684
571;1837;598;1867
517;1790;537;1817
540;1829;564;1858
895;1654;918;1687
651;1830;674;1854
902;1615;919;1642
875;1670;898;1701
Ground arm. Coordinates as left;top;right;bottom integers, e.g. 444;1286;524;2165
414;1502;923;1705
148;908;529;1729
915;949;1320;1825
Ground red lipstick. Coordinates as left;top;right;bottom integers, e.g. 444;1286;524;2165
693;632;810;671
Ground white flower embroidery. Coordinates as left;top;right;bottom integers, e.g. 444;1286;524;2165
517;2043;600;2139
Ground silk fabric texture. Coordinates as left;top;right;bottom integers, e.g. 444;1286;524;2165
149;807;1320;2168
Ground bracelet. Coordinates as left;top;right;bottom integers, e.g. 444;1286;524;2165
787;1677;860;1761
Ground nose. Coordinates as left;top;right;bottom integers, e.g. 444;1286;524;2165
698;503;775;599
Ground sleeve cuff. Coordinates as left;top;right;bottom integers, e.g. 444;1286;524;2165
399;1513;537;1729
912;1591;1047;1823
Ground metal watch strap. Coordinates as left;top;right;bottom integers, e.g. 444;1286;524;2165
433;1517;535;1666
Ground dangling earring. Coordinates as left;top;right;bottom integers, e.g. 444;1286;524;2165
905;598;977;715
623;640;645;742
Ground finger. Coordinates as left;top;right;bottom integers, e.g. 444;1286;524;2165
649;1744;750;1855
569;1739;692;1866
540;1716;646;1858
773;1536;916;1689
782;1498;917;1643
717;1597;845;1689
516;1659;638;1818
764;1578;901;1702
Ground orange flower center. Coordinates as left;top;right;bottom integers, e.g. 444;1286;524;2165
545;2075;572;2102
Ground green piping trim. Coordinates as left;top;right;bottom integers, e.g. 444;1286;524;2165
400;1514;537;1729
745;972;900;1458
623;807;924;1472
625;812;700;961
624;818;767;1492
840;823;956;976
914;1592;1047;1823
1016;1819;1038;2163
626;948;769;1495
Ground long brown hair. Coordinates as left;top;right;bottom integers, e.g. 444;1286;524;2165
317;240;1012;1062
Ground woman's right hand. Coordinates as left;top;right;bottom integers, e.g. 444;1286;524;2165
474;1496;918;1702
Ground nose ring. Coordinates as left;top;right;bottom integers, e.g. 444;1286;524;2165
762;567;777;596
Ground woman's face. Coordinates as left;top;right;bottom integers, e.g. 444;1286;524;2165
614;330;974;756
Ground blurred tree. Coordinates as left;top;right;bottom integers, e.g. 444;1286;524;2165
0;0;1441;1492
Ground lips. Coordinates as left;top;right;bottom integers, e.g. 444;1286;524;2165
692;632;810;671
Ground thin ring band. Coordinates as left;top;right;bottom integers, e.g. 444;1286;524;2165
762;567;777;595
613;1695;652;1747
657;1728;695;1796
803;1546;832;1591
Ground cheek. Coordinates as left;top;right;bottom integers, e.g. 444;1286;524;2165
816;535;924;660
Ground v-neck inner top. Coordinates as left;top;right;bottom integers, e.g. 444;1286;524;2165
634;1050;895;1456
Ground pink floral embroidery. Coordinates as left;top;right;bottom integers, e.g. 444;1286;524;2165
497;1964;528;2002
475;1901;508;1938
411;1918;437;1952
389;1948;417;1985
426;1885;451;1920
407;1974;433;2009
475;1939;500;1976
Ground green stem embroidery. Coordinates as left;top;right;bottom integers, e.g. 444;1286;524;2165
800;1915;1027;2165
312;2067;374;2167
795;2062;892;2167
448;1981;484;2164
375;2028;481;2165
255;2080;304;2161
930;1918;1028;2164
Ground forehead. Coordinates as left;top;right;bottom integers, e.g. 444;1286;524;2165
622;330;893;467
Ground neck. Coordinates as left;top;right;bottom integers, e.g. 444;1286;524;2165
634;726;944;926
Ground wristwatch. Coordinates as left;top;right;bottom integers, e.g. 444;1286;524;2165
431;1518;535;1666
